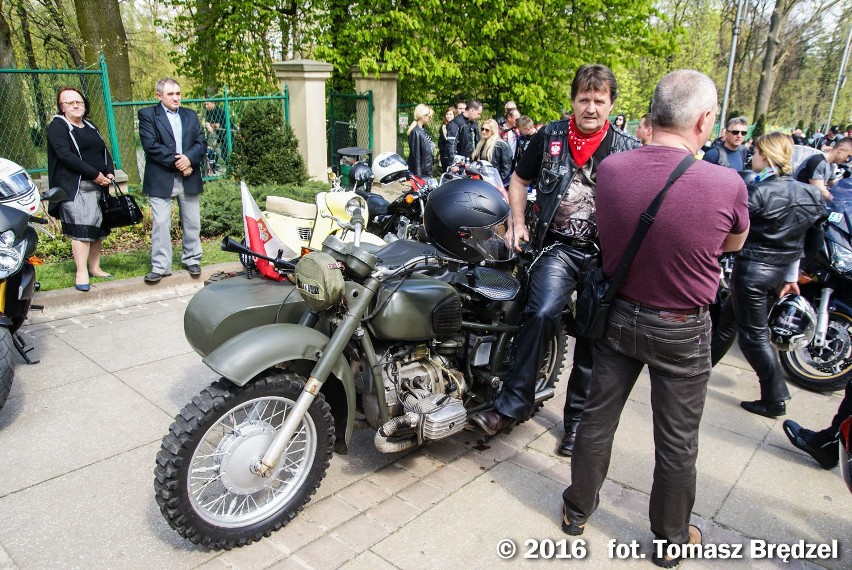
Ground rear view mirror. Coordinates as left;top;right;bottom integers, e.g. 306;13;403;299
42;186;69;203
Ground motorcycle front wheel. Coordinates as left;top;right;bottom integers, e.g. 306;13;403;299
779;311;852;392
0;327;15;413
154;371;335;548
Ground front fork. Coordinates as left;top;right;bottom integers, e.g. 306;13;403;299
812;287;834;348
255;278;377;477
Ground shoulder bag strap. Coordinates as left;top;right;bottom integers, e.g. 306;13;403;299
604;153;696;301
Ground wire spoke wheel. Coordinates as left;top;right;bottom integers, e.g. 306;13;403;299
155;372;335;548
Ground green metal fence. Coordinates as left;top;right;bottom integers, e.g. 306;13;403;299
328;91;373;167
0;58;289;186
0;58;114;174
113;89;289;184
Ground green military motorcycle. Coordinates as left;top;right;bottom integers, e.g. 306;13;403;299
155;179;568;548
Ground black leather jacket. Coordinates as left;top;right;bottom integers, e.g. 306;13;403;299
532;120;640;249
738;174;827;264
407;125;434;177
446;114;479;158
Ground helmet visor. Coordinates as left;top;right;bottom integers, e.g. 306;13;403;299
0;170;35;201
458;223;512;262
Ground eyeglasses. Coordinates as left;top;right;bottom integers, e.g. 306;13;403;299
729;130;747;136
61;100;85;107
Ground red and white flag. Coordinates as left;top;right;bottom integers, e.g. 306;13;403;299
241;182;296;281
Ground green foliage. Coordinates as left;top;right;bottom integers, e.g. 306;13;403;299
808;122;817;137
753;115;766;138
200;178;331;240
796;119;805;131
229;100;308;187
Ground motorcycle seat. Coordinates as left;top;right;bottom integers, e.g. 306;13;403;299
375;239;438;268
266;195;317;220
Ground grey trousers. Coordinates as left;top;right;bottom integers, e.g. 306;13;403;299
149;177;201;274
563;297;711;545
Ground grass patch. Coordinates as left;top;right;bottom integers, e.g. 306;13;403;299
36;239;238;291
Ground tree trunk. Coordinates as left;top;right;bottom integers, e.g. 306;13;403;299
16;1;50;131
195;0;218;96
0;10;38;168
73;0;139;182
753;0;787;121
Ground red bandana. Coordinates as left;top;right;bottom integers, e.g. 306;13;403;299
568;116;609;167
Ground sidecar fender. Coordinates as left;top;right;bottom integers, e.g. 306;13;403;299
203;324;355;453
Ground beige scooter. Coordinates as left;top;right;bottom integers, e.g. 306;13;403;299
262;171;386;255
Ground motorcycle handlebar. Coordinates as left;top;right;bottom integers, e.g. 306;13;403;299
220;237;296;271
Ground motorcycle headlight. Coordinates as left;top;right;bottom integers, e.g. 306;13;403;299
829;241;852;275
0;230;26;279
345;197;366;216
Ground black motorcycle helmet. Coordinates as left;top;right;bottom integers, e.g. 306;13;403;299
350;162;373;191
768;294;816;351
423;178;510;262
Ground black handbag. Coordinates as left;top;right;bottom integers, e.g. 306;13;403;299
574;154;696;339
100;180;143;229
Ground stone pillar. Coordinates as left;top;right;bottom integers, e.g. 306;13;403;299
273;59;333;180
352;67;399;157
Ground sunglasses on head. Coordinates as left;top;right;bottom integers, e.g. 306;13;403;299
729;130;747;136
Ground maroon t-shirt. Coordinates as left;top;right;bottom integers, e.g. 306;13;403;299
596;145;749;309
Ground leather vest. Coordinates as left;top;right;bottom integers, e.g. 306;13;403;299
532;120;639;249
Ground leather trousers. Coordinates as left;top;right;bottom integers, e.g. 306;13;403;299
495;242;599;422
710;258;791;402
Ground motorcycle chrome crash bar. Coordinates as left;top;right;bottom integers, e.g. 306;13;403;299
256;276;378;477
813;287;834;347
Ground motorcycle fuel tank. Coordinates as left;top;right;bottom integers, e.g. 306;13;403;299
369;273;461;341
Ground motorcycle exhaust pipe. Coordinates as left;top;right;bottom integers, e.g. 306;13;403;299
374;412;419;453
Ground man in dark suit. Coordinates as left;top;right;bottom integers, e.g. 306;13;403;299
138;77;207;284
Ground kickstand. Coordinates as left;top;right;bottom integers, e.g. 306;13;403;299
13;333;39;364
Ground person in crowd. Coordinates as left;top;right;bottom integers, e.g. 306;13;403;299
562;70;749;567
471;118;513;188
204;101;226;148
710;132;826;418
46;87;115;292
437;106;456;172
613;113;627;132
783;379;851;469
515;115;539;164
469;65;640;460
796;137;852;201
497;100;518;129
447;100;482;159
407;104;435;177
703;116;750;170
821;126;844;150
500;108;521;160
636;113;653;145
792;128;807;146
455;100;467;118
138;77;207;284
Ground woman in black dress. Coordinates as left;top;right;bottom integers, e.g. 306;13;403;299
46;87;115;291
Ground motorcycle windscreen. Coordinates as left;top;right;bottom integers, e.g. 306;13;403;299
457;225;513;262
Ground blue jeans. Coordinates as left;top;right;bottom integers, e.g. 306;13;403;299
563;297;711;544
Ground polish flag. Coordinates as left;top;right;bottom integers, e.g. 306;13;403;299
241;182;296;281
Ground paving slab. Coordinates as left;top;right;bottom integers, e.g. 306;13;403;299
0;278;847;569
0;372;169;496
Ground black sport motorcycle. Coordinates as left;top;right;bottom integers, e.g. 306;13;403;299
778;187;852;392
